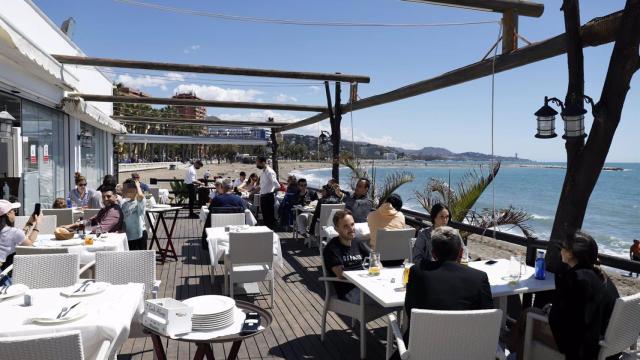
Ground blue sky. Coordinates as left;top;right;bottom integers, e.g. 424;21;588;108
35;0;639;162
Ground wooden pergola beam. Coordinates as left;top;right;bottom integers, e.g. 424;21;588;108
114;115;288;128
68;94;328;112
404;0;544;17
53;55;370;83
278;10;623;132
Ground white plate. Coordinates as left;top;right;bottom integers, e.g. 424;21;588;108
60;282;109;297
0;284;28;299
182;295;235;316
153;204;171;209
188;307;245;334
32;302;88;325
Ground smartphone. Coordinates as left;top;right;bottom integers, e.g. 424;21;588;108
485;260;498;265
32;203;41;217
240;312;261;335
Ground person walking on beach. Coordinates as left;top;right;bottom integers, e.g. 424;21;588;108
255;156;279;230
629;239;640;277
185;160;203;219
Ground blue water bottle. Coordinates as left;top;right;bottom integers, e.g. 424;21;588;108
66;195;72;208
534;250;546;280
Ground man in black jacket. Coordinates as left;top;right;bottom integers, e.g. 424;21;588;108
404;226;493;334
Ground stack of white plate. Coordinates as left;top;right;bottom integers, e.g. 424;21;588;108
182;295;236;331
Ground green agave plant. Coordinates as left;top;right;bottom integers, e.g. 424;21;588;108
169;178;188;205
414;161;533;235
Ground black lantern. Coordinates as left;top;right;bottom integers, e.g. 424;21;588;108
561;102;587;139
319;130;331;145
77;129;94;148
534;97;559;139
0;106;15;142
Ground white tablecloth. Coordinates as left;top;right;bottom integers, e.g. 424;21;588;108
205;226;283;268
199;206;257;227
35;233;129;265
321;223;371;241
0;283;144;360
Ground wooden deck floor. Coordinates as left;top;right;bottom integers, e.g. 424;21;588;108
118;213;390;360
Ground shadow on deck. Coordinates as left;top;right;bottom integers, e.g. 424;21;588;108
118;215;389;360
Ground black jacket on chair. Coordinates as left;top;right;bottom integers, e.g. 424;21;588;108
404;260;494;337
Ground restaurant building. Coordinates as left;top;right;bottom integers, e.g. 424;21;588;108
0;0;124;212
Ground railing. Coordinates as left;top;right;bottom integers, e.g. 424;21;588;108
400;208;640;274
118;162;183;172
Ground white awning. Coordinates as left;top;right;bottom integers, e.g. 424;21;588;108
117;133;268;146
62;97;127;134
0;15;78;90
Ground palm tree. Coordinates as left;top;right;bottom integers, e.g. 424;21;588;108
414;161;533;236
341;154;415;207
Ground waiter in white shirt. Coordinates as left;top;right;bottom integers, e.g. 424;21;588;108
185;160;203;218
255;156;279;229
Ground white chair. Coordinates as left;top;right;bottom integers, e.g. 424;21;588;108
0;330;110;360
318;253;394;348
225;231;274;307
42;209;73;227
211;213;245;227
14;215;57;234
148;187;160;203
15;246;69;255
95;250;160;299
12;253;90;289
523;293;640;360
82;208;100;220
308;203;345;248
376;228;415;262
386;308;503;360
252;193;261;219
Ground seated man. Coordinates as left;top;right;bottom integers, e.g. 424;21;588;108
309;184;344;236
66;186;124;233
201;179;245;250
293;178;319;236
344;178;373;223
367;193;406;250
404;226;492;336
131;172;150;192
322;210;371;304
0;200;42;279
232;171;246;188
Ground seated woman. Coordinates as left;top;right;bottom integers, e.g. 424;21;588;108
237;173;259;194
52;197;67;209
367;193;406;250
0;200;42;284
509;231;620;360
69;173;101;209
411;203;451;263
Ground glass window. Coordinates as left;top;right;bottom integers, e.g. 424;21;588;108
80;122;106;190
21;100;66;210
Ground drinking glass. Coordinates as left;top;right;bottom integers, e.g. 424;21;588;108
509;255;524;283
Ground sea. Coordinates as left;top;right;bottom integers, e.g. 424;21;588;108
291;162;640;259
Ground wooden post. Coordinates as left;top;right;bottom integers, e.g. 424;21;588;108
502;10;519;53
269;118;279;180
330;79;342;182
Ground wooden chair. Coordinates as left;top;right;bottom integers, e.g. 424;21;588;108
386;308;504;360
523;293;640;360
42;209;72;227
225;231;275;307
376;228;415;262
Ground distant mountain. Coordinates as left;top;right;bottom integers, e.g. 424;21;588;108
284;133;530;162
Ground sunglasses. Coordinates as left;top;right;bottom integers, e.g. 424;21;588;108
78;183;87;187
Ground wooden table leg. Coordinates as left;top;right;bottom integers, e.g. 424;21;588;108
194;343;215;360
146;212;162;253
150;333;167;360
226;340;243;360
161;210;179;261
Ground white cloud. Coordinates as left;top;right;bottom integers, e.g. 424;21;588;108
274;94;298;103
308;85;321;93
216;110;302;123
183;44;201;54
116;72;186;91
285;122;419;149
174;84;262;102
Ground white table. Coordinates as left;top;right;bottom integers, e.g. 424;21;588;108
343;259;555;359
0;283;144;360
205;226;283;268
199;206;257;227
34;233;129;265
322;223;371;241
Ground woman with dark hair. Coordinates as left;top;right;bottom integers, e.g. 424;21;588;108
509;231;620;360
97;174;117;192
411;203;451;263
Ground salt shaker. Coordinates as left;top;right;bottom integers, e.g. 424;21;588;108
23;292;32;306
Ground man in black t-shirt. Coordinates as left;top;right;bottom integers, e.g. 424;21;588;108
322;209;370;303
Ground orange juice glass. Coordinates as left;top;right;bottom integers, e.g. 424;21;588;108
84;234;94;245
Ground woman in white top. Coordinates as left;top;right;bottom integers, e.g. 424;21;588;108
0;200;42;283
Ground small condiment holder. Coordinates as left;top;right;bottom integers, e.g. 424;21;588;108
143;298;192;336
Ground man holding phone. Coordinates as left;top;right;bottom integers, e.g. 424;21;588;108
0;200;42;275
